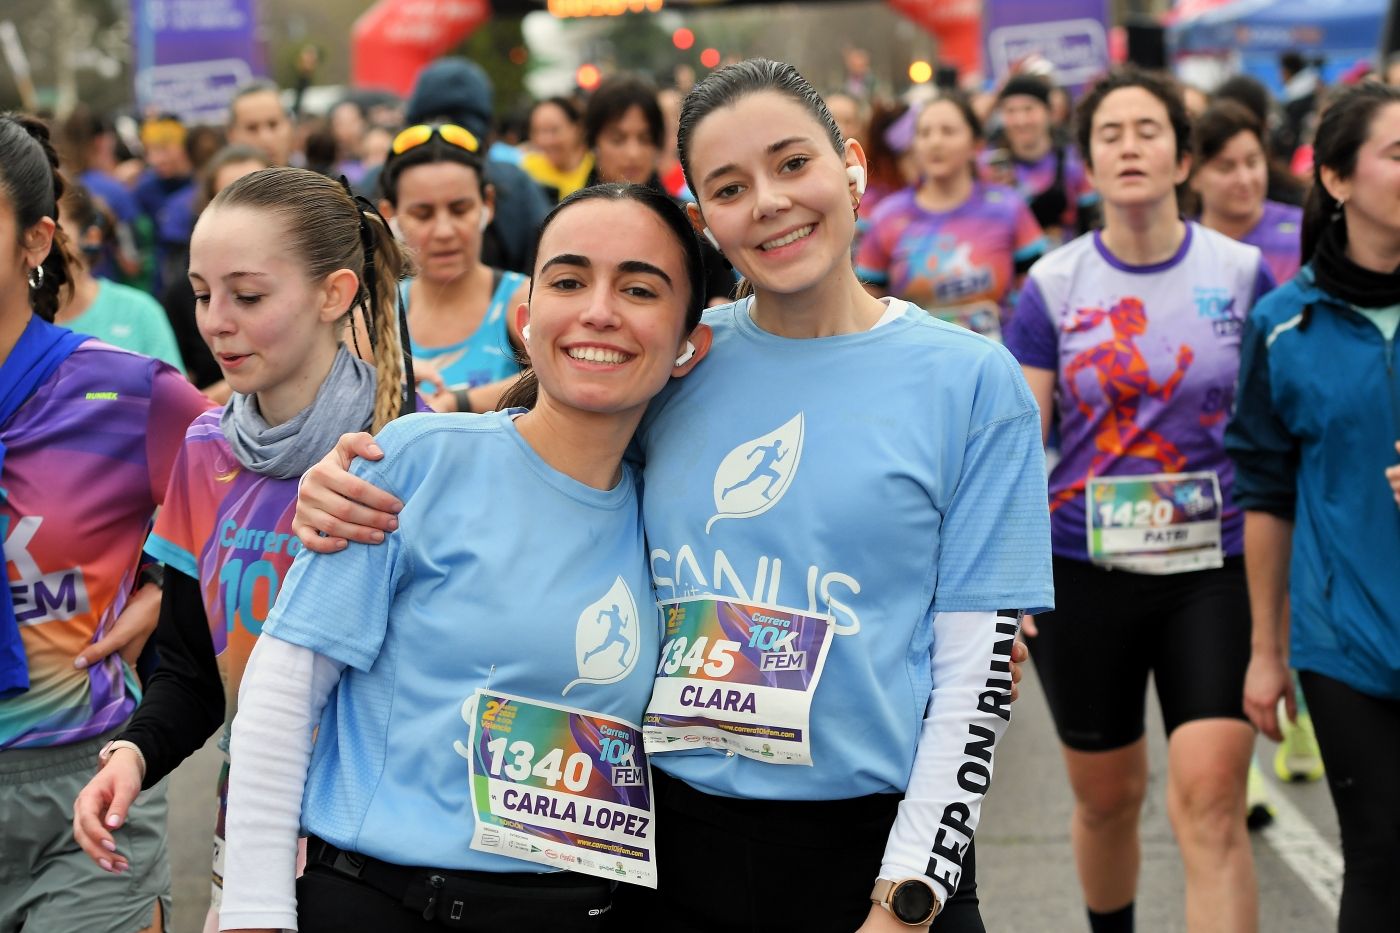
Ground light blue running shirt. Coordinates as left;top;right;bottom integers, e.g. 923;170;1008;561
637;297;1054;801
403;270;526;391
262;410;659;871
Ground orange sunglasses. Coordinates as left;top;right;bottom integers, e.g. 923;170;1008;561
389;123;481;157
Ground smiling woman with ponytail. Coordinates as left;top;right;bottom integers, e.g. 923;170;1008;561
70;165;417;932
0;112;212;933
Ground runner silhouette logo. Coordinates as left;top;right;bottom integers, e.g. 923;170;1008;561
563;576;641;696
706;412;805;533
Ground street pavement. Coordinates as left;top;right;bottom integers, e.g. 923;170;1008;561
163;663;1342;931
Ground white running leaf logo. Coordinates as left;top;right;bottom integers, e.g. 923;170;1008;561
562;576;640;696
706;412;804;533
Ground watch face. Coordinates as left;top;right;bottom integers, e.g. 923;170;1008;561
892;880;935;924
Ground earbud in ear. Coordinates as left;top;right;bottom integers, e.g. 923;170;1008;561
479;209;492;233
521;324;531;342
674;340;697;367
702;228;721;252
846;165;867;197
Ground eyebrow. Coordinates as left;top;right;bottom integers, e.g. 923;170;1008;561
1097;118;1163;132
701;135;815;187
539;254;673;287
187;271;267;283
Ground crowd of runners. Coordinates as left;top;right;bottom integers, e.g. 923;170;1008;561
0;37;1397;933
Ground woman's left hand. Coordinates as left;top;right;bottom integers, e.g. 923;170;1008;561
72;581;161;671
1386;440;1400;508
855;903;931;932
1010;638;1027;703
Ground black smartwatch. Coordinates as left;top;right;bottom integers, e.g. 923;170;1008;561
871;878;940;926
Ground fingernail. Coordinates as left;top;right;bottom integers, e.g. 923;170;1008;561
101;839;116;852
106;814;121;828
72;656;88;670
371;530;385;543
99;858;113;872
368;443;383;456
387;517;398;530
114;861;129;873
336;539;348;550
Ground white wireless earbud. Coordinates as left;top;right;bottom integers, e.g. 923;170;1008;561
702;228;721;251
479;208;492;233
521;323;531;342
847;165;867;197
674;340;697;367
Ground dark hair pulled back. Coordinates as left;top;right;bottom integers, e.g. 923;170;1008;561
1301;82;1400;263
0;113;79;322
1075;67;1192;171
677;58;844;197
499;183;705;410
377;133;490;207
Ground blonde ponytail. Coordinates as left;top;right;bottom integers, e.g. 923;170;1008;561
358;208;414;431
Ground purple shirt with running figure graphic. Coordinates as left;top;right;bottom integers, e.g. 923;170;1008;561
1005;223;1274;561
1238;200;1303;286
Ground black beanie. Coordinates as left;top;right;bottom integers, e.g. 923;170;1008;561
998;74;1052;108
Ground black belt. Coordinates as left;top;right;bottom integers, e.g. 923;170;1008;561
305;835;614;927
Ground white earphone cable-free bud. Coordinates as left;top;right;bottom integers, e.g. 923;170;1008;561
847;165;867;197
675;340;697;367
521;323;531;342
702;228;721;251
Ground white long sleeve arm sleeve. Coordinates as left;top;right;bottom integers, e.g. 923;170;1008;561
879;610;1020;906
219;635;345;932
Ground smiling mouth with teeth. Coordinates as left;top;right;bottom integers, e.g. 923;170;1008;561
567;346;633;364
760;225;814;251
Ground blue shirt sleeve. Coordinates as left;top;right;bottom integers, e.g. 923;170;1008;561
1224;304;1298;518
262;458;407;671
1005;277;1058;371
933;353;1054;614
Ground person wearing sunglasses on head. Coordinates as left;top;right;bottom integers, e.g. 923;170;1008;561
357;59;551;276
379;122;528;415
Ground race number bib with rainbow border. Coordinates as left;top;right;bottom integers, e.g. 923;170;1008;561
468;691;657;888
643;597;834;765
1086;472;1223;574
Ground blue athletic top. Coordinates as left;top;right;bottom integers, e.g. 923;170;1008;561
263;410;659;870
403;271;526;391
636;298;1054;800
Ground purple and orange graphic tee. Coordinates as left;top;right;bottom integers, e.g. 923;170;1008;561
1005;223;1274;560
1;343;211;749
857;183;1046;339
144;409;301;727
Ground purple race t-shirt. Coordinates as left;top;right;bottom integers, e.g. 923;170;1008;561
1005;223;1274;561
1239;200;1303;286
856;183;1046;339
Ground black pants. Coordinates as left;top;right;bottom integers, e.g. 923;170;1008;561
607;773;983;932
295;859;612;933
1297;670;1400;932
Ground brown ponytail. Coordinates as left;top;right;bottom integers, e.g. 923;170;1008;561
210;166;417;430
0;113;78;322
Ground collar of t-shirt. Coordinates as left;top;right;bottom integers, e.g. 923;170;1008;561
1354;303;1400;342
741;297;909;334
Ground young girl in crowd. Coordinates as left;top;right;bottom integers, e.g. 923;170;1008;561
296;59;1049;933
218;183;710;933
0;113;210;933
1192;100;1304;285
70;166;413;932
858;91;1046;340
1005;69;1273;933
379;123;527;415
1228;81;1400;933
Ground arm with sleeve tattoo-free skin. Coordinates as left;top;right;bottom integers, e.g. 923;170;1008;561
1241;512;1295;741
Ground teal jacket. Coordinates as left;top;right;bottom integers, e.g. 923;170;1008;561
1226;265;1400;699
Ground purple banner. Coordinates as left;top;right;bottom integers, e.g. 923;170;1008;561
132;0;263;123
983;0;1111;89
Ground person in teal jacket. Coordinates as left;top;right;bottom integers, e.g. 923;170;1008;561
1226;81;1400;933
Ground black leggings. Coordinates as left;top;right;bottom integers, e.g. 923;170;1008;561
607;772;983;932
1297;670;1400;932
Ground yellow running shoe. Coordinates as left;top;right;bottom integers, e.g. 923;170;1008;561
1246;760;1275;831
1274;711;1325;783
